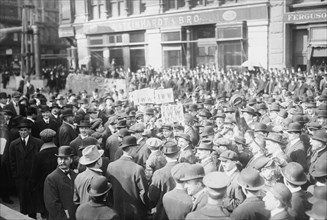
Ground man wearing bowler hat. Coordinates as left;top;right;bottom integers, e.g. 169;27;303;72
44;146;77;220
308;129;327;176
263;183;294;220
75;176;118;220
105;119;127;162
195;139;217;174
162;163;193;220
281;162;311;220
106;136;148;220
74;145;104;206
35;105;60;141
9;118;43;218
181;164;207;211
186;172;231;220
230;167;270;220
59;108;78;146
149;141;180;220
218;150;245;212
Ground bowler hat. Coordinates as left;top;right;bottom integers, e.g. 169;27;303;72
61;108;74;118
77;120;91;128
120;136;138;149
175;133;191;142
171;163;190;181
55;146;73;157
12;91;21;98
203;172;230;190
118;128;130;138
196;139;213;151
180;164;205;181
269;183;292;207
198;109;212;118
79;145;104;165
128;123;145;133
308;186;327;204
270;103;280;112
17;119;33;128
305;200;327;220
241;107;256;116
219;150;239;161
265;133;284;145
254;123;268;133
237;168;265;191
116;120;127;129
311;130;327;143
281;162;307;185
287;122;302;133
88;176;112;197
162;141;179;155
0;92;7;99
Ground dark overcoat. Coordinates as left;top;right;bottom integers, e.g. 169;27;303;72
59;122;78;146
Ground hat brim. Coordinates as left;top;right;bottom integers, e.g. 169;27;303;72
237;175;265;191
180;174;205;182
120;143;138;149
87;183;111;197
264;137;284;145
62;114;74;118
17;124;32;128
281;168;307;185
55;153;73;157
311;136;327;143
195;147;214;151
79;150;104;165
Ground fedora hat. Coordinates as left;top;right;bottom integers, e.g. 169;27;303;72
17;118;33;128
61;108;74;118
311;130;327;143
171;163;190;182
40;105;51;113
55;146;74;157
175;133;191;142
198;109;212;118
77;120;91;128
265;133;284;145
120;136;138;149
79;145;104;165
305;200;327;220
128;123;145;133
308;186;327;204
203;172;230;190
241;107;256;116
88;176;112;197
281;162;307;185
162;141;179;155
116;120;127;129
287;122;302;133
196;139;213;151
237;168;265;191
180;164;205;181
254;123;268;133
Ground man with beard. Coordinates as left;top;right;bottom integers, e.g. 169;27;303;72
44;146;77;220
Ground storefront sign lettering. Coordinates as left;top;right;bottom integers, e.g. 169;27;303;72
284;10;327;23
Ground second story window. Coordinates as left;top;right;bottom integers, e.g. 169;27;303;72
89;0;106;20
109;0;124;17
164;0;185;11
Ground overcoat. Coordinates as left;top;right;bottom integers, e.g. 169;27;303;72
186;204;231;220
288;190;310;220
285;139;308;172
106;155;148;220
9;135;43;214
59;122;78;146
75;201;119;220
44;167;77;220
230;196;270;220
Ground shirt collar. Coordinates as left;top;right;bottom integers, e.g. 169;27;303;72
63;121;75;128
271;208;286;217
22;135;30;143
289;186;301;193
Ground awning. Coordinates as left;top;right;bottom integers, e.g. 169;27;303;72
312;48;327;57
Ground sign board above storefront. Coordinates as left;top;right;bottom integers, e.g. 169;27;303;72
58;26;75;38
83;4;268;34
284;10;327;23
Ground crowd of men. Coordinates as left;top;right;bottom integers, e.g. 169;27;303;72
0;66;327;220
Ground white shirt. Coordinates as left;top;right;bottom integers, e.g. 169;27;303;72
22;135;30;146
271;208;285;218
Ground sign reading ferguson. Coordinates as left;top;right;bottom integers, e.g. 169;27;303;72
284;10;327;23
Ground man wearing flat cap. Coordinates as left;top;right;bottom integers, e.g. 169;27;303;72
195;139;217;174
148;141;180;220
186;172;231;220
74;145;104;206
181;164;207;211
30;128;58;219
106;136;148;220
44;146;77;220
230;168;270;220
9;118;43;218
162;163;193;220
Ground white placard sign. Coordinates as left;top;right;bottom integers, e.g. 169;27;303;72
133;88;155;105
155;88;174;104
161;103;184;124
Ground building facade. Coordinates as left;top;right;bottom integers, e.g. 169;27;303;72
0;0;69;70
59;0;326;72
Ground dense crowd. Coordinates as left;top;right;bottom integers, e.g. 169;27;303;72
0;66;327;220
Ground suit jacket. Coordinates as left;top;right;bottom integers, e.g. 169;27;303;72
59;122;78;146
288;190;310;220
285;139;308;172
106;155;148;220
270;210;294;220
134;138;151;168
223;170;245;212
162;188;193;220
149;161;178;220
201;157;217;175
230;196;270;220
35;118;60;138
186;204;231;220
5;101;26;116
75;201;119;220
184;125;199;146
30;143;58;213
44;167;77;220
105;133;120;162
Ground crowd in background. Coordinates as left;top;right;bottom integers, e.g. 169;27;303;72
0;65;327;220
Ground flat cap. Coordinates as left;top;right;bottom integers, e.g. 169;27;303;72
146;137;163;149
40;128;56;139
219;150;239;161
203;172;230;190
171;163;190;181
129;123;145;133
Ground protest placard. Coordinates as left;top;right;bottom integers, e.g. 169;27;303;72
132;88;155;105
155;88;174;104
161;103;184;125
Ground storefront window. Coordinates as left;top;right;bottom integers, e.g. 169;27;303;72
90;50;104;72
162;32;181;41
163;46;182;67
218;41;243;68
110;48;124;67
130;31;145;43
130;48;145;72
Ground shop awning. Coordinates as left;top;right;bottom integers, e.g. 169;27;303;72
312;48;327;57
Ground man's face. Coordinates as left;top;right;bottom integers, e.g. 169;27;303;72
317;117;327;126
220;159;236;172
263;191;278;211
184;179;202;196
162;129;172;138
13;96;20;103
0;98;6;104
42;111;51;120
19;127;31;139
51;107;59;116
57;156;72;170
177;138;189;149
215;118;224;128
79;127;89;136
3;114;12;121
195;149;210;161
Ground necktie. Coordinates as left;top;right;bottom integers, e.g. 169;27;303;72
22;138;26;147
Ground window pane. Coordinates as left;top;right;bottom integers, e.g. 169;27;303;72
217;27;242;39
162;32;181;41
109;35;115;43
130;31;145;43
164;50;181;67
116;35;122;43
311;27;327;42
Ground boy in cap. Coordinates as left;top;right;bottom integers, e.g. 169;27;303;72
162;163;193;220
263;183;294;220
185;172;231;220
